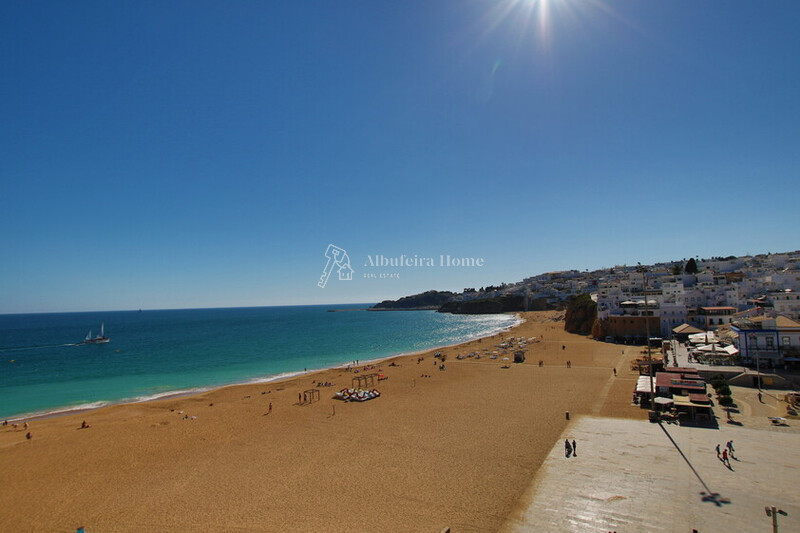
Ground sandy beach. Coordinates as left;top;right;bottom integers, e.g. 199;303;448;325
0;311;645;533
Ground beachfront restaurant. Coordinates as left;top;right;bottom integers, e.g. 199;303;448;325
654;371;712;422
670;393;713;422
655;371;706;396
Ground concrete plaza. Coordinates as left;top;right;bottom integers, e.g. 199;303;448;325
501;416;799;533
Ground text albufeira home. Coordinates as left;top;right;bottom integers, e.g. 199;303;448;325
364;255;484;268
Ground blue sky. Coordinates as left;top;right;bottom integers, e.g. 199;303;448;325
1;1;798;313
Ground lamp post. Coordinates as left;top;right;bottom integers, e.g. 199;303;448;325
756;346;762;391
638;265;655;414
765;506;788;532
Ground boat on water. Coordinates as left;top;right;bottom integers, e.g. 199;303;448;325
84;323;110;344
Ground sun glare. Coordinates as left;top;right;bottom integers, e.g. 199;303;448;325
475;0;623;53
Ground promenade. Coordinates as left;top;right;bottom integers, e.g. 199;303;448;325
501;416;799;533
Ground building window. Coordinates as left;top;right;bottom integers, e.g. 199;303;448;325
766;337;774;349
783;336;790;346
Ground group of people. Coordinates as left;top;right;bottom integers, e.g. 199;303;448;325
715;440;736;467
3;420;32;440
565;438;577;458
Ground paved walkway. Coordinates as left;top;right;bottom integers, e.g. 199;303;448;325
501;416;799;533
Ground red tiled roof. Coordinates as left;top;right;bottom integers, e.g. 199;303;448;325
656;373;706;391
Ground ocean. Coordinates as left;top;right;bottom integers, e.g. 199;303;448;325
0;305;519;420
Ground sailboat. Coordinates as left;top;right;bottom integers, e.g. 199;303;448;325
84;323;110;344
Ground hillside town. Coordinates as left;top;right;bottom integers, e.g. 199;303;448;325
451;250;800;370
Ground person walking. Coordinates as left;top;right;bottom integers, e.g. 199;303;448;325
565;439;572;458
715;444;721;458
572;439;577;457
613;368;617;376
727;440;735;459
721;449;729;467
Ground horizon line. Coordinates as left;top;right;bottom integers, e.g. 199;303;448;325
0;302;381;317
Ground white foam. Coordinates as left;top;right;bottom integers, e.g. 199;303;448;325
5;401;111;422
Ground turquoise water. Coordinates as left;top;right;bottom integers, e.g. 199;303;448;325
0;305;518;419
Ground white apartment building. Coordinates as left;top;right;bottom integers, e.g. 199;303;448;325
770;290;800;320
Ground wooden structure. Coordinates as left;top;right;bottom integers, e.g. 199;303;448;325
352;373;378;389
302;388;320;404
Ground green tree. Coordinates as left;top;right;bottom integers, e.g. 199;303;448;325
685;258;698;274
671;263;683;275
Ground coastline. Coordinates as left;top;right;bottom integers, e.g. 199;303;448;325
4;313;523;423
0;311;643;532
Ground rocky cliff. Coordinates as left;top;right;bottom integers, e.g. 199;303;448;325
371;290;456;310
563;293;597;335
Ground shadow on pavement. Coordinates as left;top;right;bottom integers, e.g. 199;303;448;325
658;422;731;506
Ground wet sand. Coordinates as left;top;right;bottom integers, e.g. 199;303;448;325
0;311;645;533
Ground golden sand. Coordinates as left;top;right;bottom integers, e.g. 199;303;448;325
0;311;645;532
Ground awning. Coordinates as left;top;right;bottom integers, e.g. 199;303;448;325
723;345;739;355
654;397;674;405
688;332;717;344
672;394;712;408
694;343;738;355
636;376;655;394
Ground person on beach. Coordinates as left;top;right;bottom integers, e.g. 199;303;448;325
298;393;302;404
721;449;729;466
613;368;617;376
757;391;763;403
572;439;577;457
268;402;272;414
26;432;32;440
715;444;720;458
565;439;572;458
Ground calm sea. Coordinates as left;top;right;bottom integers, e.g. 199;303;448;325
0;305;518;420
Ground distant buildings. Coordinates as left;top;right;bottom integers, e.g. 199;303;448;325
468;250;800;367
591;252;800;343
447;250;800;366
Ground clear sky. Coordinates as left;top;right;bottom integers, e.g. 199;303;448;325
2;1;799;313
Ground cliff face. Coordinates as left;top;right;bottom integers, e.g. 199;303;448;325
371;290;456;310
563;293;597;335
